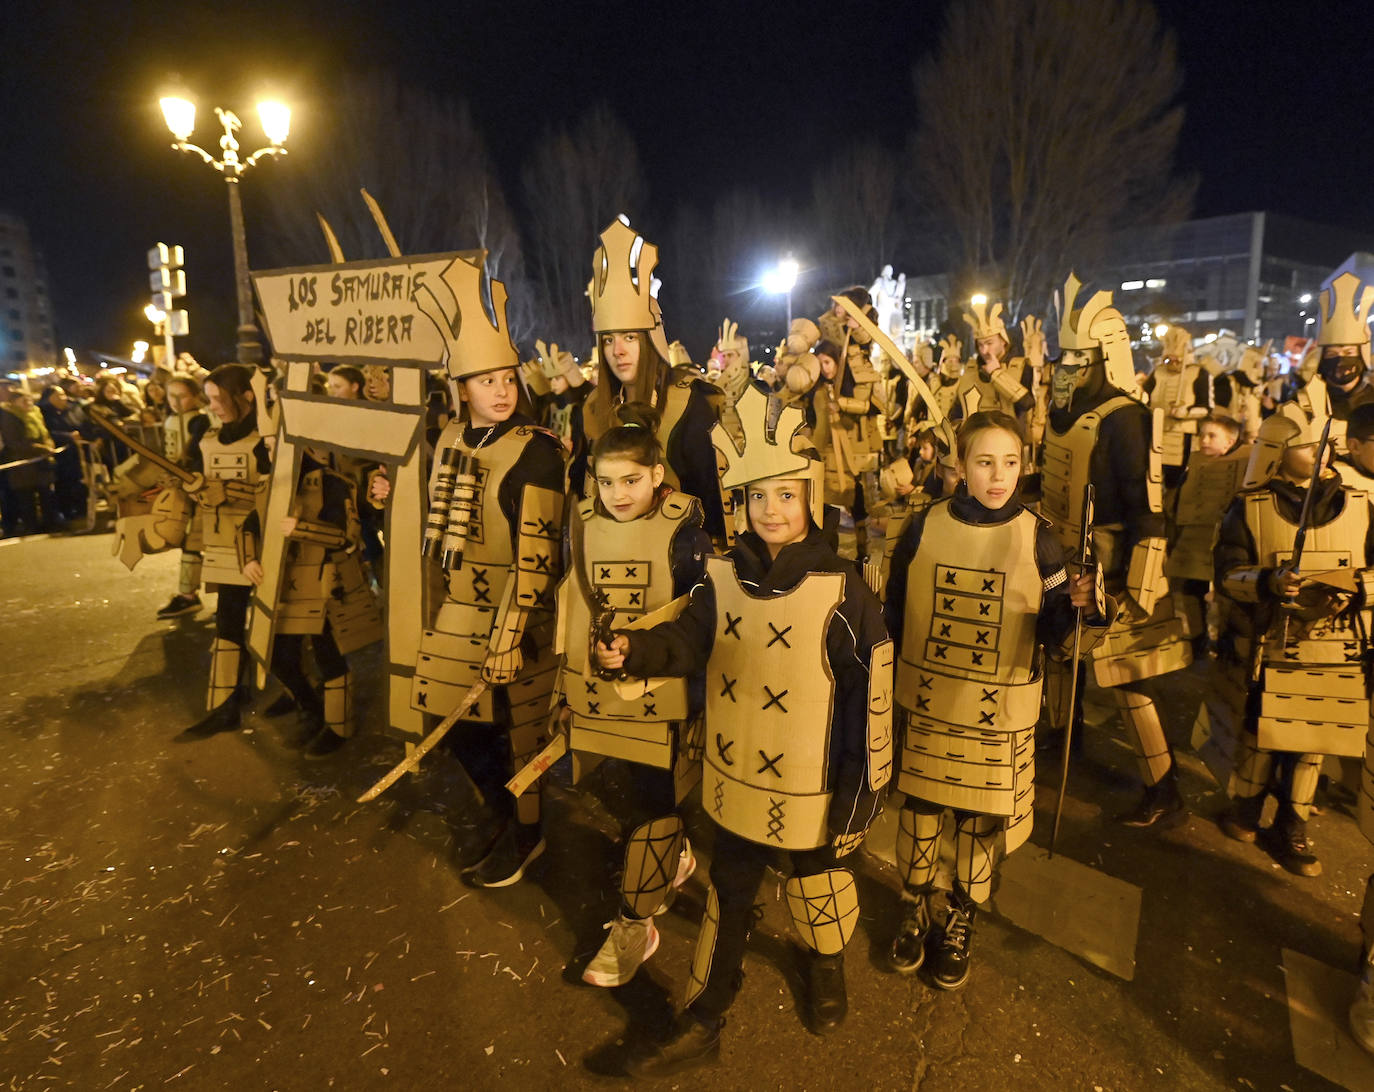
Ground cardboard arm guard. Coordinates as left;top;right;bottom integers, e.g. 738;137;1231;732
1126;536;1167;616
488;484;563;656
836;395;870;415
289;518;349;550
1221;566;1267;604
867;639;895;792
990;367;1030;405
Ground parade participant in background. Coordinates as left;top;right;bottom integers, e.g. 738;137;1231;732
577;216;725;541
1292;273;1374;454
599;386;892;1071
1164;414;1246;654
817;285;870;349
554;403;710;988
1213;409;1374;875
176;364;271;740
1338;403;1374;491
1040;274;1193;828
1213;342;1271;441
323;365;386;585
1142;325;1212;496
140;374;170;426
241;446;383;758
929;334;965;419
883;411;1111;987
520;339;585;451
154;376;210;618
411;257;566;888
953;300;1036;426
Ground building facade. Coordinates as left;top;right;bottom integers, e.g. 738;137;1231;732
0;213;58;375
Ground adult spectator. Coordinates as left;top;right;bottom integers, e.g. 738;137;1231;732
39;385;88;521
1;387;59;535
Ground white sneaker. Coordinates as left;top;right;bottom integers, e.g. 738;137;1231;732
654;839;697;916
582;915;660;987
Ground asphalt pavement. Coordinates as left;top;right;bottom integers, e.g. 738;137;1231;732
2;531;1372;1091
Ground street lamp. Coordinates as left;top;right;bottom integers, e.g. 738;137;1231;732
159;95;290;365
762;256;800;326
970;292;988;306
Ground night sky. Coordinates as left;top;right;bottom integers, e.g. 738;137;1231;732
3;0;1371;359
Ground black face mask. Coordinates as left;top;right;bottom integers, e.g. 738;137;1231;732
1319;355;1363;387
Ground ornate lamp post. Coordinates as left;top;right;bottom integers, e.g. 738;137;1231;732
159;97;290;365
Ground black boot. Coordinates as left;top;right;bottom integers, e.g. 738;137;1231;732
463;821;545;888
929;892;976;991
807;951;847;1034
1116;765;1187;829
283;700;325;749
1219;792;1265;844
1262;809;1322;877
175;690;243;741
263;692;298;718
889;889;935;974
621;1011;722;1077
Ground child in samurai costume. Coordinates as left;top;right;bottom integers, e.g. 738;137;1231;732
410;256;567;888
884;411;1111;988
596;386;893;1073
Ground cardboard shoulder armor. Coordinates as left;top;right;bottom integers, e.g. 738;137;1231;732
895;502;1045;728
561;493;697;766
656;375;700;490
701;556;844;849
1040;395;1139;549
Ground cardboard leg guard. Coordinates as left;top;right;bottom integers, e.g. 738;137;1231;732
1286;753;1323;822
785;868;860;956
621;815;685;919
954;814;1000;905
1043;660;1074;728
207;639;242;711
896;804;943;892
178;551;203;596
1112;689;1173;786
1229;736;1273;801
508;700;553;828
324;674;353;739
684;883;721;1009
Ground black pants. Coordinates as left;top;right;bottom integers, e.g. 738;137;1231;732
688;824;838;1024
446;687;520;825
215;584;252;645
271;625;347;712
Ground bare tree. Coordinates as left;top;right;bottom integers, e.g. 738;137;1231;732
257;73;521;275
810;140;899;290
911;0;1195;318
519;104;647;349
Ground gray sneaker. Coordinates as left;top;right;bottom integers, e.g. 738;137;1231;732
582;915;659;987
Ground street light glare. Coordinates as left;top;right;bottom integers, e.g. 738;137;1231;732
970;293;988;306
160;96;196;141
145;304;166;324
761;257;799;295
258;101;291;145
1154;323;1169;339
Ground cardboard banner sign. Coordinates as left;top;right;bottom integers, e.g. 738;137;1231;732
252;251;478;367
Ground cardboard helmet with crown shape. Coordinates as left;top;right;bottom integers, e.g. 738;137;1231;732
588;215;672;361
413;251;519;382
1316;271;1374;365
963;299;1008;347
1242;393;1329;489
712;385;825;527
1160;325;1194;368
1055;272;1136;393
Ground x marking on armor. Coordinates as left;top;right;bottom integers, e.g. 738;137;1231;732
416;692;428;708
474;586;492;604
532;555;551;573
945;571;958;584
585;680;597;695
629;591;642;606
939;623;952;637
720;674;737;701
715;733;736;765
762;686;789;712
766;623;792;648
978;602;991;616
472;567;488;586
724;612;742;638
643;702;656;716
981;688;998;703
916;695;930;712
941;597;955;611
933;644;949;659
981;577;996;592
286;577;298;592
625;565;638;578
971;652;984;666
587;701;600;714
979;711;994;725
757;750;784;777
599;566;612;580
536;518;557;537
975;630;990;645
1339;558;1350;567
919;675;933;691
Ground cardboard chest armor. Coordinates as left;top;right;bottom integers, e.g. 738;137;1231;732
163;410;204;465
411;425;555;723
562;495;693;767
1165;447;1251;582
954;359;1029;420
895;504;1043;822
701;557;844;850
1148;365;1204;466
1040;396;1139;551
198;423;265;588
1242;489;1369;757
